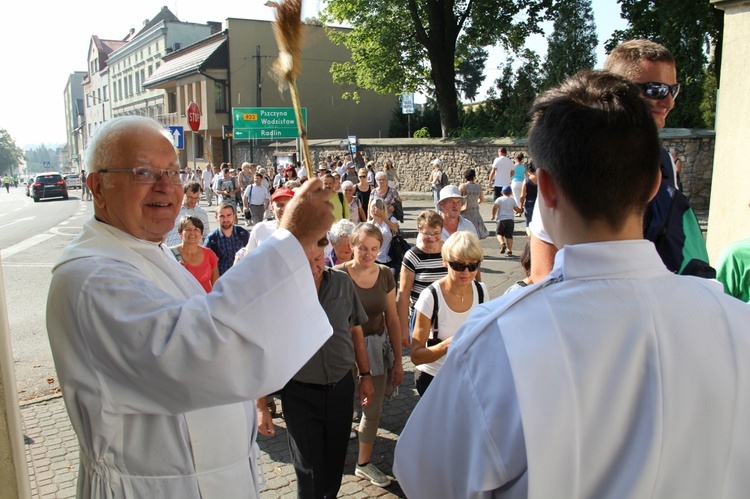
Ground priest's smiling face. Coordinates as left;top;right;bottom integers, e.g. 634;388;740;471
94;125;183;242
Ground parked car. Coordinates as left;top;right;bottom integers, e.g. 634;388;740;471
65;174;82;190
29;173;68;202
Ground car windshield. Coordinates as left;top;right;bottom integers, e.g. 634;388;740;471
37;176;62;184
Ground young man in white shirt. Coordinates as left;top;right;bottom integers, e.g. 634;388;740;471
488;147;513;200
394;70;750;498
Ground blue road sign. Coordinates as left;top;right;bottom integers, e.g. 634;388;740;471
168;126;184;150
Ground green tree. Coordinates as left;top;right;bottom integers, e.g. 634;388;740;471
0;129;24;177
503;50;543;136
455;40;488;102
541;0;597;91
322;0;552;137
389;99;442;138
605;0;721;128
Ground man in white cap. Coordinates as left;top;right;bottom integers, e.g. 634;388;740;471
417;185;477;246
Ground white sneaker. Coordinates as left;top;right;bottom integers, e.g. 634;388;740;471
355;462;390;487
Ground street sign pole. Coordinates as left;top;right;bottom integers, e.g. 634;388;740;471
192;134;196;172
187;102;201;173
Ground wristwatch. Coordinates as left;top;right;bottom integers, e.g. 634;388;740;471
358;371;371;378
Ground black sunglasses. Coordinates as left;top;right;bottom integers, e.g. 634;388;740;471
448;261;480;272
636;82;680;101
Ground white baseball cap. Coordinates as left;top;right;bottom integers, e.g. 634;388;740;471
438;185;461;202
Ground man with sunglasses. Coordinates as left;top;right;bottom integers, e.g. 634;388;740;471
528;39;712;283
395;70;750;499
46;116;336;498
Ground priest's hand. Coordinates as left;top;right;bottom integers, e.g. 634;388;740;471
280;178;334;252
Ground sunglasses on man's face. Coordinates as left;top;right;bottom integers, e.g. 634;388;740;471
636;81;680;101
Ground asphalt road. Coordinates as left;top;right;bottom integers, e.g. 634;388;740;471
0;186;88;401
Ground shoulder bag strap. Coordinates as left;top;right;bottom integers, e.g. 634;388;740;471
430;282;440;341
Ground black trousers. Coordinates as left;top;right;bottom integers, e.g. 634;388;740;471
414;369;434;396
281;372;354;499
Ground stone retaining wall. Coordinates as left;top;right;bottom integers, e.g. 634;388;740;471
234;129;714;210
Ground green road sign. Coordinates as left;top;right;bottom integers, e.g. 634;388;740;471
232;107;307;140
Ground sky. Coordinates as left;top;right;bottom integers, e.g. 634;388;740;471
0;0;626;150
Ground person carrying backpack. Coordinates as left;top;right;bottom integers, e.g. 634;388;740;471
428;159;448;213
409;232;487;396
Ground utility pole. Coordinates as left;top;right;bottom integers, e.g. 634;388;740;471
256;45;262;107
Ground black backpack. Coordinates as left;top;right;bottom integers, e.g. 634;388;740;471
426;281;484;346
439;171;450;188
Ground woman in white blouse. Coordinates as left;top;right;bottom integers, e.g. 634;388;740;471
410;231;488;395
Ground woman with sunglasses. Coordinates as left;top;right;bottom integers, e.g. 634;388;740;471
336;223;403;488
355;167;373;212
410;231;487;396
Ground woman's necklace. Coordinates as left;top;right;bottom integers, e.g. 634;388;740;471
446;285;467;303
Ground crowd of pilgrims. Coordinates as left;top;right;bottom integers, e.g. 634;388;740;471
163;153;534;492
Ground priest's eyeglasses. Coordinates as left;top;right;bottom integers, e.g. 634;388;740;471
635;82;680;101
98;166;182;185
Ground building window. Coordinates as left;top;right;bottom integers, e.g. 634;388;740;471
141;69;146;87
156;61;160;70
103;85;109;101
135;72;140;94
168;92;177;113
148;65;153;76
195;134;204;158
214;81;227;112
129;75;134;97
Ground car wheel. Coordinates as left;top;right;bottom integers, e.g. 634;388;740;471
63;193;69;200
33;196;39;202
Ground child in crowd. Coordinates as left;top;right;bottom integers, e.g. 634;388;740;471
491;185;523;256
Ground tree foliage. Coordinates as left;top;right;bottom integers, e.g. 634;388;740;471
541;0;597;91
457;50;542;138
455;40;488;102
0;129;24;176
322;0;552;137
605;0;721;128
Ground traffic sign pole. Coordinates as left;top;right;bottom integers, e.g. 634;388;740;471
187;102;201;173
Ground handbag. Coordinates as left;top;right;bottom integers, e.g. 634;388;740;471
392;200;405;223
388;230;411;266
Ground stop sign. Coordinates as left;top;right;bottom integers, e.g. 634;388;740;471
187;102;200;132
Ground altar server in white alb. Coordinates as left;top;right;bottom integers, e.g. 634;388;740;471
393;71;750;498
46;116;335;499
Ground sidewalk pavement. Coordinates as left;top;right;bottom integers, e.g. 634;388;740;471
18;194;531;498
